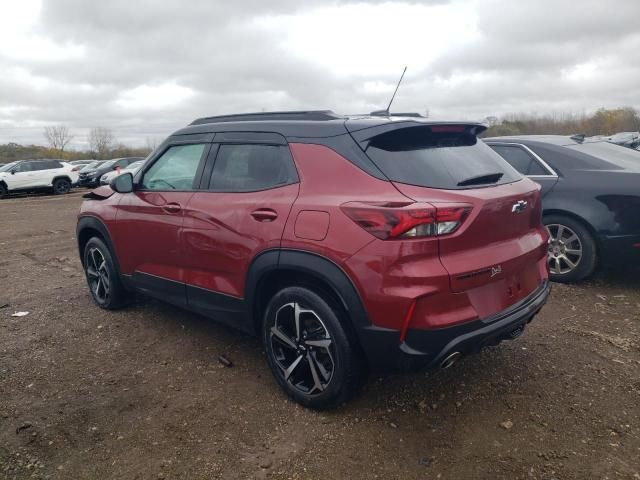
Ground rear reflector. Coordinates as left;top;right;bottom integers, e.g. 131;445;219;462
399;299;417;343
341;202;471;240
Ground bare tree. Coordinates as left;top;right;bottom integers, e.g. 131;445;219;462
44;125;74;152
89;127;115;159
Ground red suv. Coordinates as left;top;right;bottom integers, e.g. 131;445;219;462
77;111;551;409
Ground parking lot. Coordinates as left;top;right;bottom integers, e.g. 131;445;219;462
1;192;639;480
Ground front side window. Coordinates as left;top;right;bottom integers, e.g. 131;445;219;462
141;144;206;190
208;144;298;192
15;162;34;173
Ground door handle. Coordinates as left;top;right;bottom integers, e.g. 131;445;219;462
163;202;182;214
251;209;278;222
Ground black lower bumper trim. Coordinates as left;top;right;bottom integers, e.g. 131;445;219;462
358;280;551;371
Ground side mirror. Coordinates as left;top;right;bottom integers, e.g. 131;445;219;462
10;169;16;175
110;172;133;193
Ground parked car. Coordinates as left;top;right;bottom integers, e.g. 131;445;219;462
0;159;79;198
77;111;550;409
607;132;640;149
485;135;640;282
78;157;144;188
70;159;97;166
99;160;145;185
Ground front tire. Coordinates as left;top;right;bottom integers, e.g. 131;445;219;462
83;237;131;309
53;178;71;195
0;183;7;199
263;287;364;409
544;214;597;283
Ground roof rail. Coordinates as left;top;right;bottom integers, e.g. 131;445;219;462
190;110;342;125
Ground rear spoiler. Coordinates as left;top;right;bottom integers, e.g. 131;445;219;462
347;121;487;146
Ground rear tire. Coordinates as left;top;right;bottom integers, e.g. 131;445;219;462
262;286;365;409
53;178;71;195
83;237;131;309
544;214;597;283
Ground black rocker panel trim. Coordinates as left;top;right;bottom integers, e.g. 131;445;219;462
129;271;187;308
186;284;251;333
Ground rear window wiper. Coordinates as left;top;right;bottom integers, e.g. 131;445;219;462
457;172;504;187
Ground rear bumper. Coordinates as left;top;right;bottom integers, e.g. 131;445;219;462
357;280;551;371
599;234;640;266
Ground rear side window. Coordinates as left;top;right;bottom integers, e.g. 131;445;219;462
142;144;206;190
208;144;298;192
363;126;521;189
489;145;550;175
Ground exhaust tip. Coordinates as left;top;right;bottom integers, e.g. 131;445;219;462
440;351;462;369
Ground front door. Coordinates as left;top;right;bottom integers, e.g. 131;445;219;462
181;141;300;325
9;161;37;189
112;142;210;306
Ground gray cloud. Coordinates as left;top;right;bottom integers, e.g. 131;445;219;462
1;0;639;147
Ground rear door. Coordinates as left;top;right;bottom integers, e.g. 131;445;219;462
487;142;559;196
353;123;548;313
181;133;299;323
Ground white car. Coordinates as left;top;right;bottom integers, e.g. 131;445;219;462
99;160;145;185
0;159;79;198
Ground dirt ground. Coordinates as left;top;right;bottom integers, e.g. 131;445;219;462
1;191;639;480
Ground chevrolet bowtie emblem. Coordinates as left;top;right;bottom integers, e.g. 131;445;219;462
512;200;528;213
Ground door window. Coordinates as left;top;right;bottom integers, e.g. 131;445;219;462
489;145;550;176
15;162;35;172
141;144;206;190
208;144;298;192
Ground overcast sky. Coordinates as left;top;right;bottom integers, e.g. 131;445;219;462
1;0;639;148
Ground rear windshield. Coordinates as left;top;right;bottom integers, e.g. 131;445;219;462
363;126;522;189
567;141;640;171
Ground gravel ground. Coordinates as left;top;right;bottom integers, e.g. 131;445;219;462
1;192;639;480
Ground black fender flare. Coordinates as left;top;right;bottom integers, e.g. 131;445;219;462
76;215;121;273
245;249;371;332
51;175;72;186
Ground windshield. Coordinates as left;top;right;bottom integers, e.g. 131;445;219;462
0;161;19;172
80;161;100;172
364;126;522;189
100;160;116;169
568;141;640;171
126;161;144;170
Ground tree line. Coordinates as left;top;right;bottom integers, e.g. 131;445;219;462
482;107;640;137
2;108;639;164
0;126;156;164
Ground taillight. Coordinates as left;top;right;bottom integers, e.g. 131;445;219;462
72;166;80;171
341;202;471;240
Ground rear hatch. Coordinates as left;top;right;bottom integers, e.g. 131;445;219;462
349;121;547;310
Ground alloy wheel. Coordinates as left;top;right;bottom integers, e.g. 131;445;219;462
86;247;110;303
545;223;583;275
55;180;70;194
269;302;335;395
